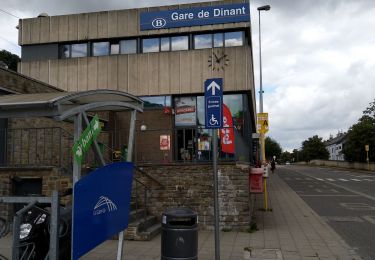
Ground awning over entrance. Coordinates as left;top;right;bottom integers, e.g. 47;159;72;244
0;89;143;120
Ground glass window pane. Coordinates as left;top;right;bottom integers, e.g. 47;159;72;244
160;37;170;52
194;34;212;49
171;36;189;51
223;94;244;135
225;31;243;47
110;44;119;55
197;96;205;126
60;44;70;58
214;33;224;47
197;127;212;161
174;96;196;126
140;96;171;108
71;43;87;58
120;39;137;54
92;42;109;56
142;38;160;53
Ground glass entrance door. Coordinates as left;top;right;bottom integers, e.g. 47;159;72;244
176;129;196;161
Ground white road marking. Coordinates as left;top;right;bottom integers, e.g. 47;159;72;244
331;189;339;193
351;179;361;182
316;178;324;181
301;194;359;197
363;215;375;225
326;178;335;181
363;179;374;181
340;203;375;211
339;178;349;182
315;189;323;193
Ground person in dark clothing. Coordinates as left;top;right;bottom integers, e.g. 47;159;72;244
271;160;276;173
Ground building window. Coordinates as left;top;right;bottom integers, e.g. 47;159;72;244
120;39;137;54
140;96;171;108
160;37;170;52
174;96;197;126
60;44;70;58
225;31;244;47
71;43;88;58
214;33;224;47
92;42;109;56
171;36;189;51
142;38;160;53
194;34;212;49
110;43;120;55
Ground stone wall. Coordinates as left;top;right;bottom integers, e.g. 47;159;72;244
136;163;250;230
0;168;71;222
306;160;375;172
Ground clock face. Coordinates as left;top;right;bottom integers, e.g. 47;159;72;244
208;49;230;71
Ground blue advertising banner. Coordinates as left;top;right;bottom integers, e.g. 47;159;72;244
140;3;250;30
72;162;134;260
205;78;223;129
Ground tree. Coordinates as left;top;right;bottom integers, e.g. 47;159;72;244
363;99;375;119
300;135;329;162
265;136;282;161
292;149;301;162
0;50;20;71
280;151;292;163
343;115;375;162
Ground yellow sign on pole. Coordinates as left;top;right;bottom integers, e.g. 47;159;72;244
257;113;269;134
365;145;370;152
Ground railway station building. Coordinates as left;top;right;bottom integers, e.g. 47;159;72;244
1;0;258;234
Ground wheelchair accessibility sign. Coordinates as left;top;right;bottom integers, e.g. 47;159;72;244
205;78;223;129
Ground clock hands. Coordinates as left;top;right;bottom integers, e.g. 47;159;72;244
213;52;220;63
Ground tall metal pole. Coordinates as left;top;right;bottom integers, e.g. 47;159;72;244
258;9;263;114
117;110;137;260
72;113;82;260
213;129;220;260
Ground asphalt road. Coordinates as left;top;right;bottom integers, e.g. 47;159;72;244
278;165;375;260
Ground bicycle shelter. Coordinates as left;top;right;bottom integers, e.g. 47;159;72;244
0;89;143;260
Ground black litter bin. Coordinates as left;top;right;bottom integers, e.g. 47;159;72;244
161;208;198;260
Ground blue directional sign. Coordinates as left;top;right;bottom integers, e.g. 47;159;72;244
72;162;134;260
205;78;223;129
140;3;250;31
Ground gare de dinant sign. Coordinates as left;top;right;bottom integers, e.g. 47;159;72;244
140;3;250;30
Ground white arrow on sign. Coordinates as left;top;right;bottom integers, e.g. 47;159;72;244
207;80;221;95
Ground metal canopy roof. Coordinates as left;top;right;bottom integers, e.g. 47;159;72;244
0;89;143;120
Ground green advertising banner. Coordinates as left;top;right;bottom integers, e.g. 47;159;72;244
72;114;101;163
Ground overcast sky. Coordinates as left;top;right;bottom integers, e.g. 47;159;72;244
1;0;375;151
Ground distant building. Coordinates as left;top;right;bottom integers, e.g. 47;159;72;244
325;133;347;161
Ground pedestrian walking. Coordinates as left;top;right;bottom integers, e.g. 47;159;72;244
271;160;276;173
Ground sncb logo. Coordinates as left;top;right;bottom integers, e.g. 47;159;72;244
152;18;166;28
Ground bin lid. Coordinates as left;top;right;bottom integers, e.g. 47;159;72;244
163;207;196;218
250;168;264;174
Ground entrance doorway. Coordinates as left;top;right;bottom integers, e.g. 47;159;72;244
12;177;43;213
176;129;196;161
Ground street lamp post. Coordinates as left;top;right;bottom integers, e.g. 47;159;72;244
257;5;270;114
257;5;271;164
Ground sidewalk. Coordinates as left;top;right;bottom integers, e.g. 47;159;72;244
0;172;362;260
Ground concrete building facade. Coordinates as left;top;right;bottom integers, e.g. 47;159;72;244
0;0;259;231
16;0;257;164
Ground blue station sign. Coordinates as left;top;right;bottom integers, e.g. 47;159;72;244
205;78;223;129
140;3;250;31
72;162;134;260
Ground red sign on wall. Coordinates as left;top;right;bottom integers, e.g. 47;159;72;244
160;135;171;150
